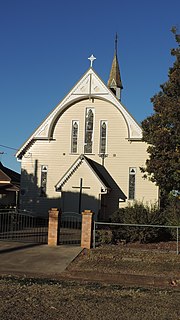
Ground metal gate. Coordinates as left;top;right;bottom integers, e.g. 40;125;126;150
0;210;48;244
59;212;82;245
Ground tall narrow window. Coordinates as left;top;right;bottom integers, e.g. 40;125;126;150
84;108;94;153
100;121;107;154
128;167;136;200
71;121;79;153
40;165;48;197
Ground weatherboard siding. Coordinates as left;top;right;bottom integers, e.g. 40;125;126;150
20;98;158;217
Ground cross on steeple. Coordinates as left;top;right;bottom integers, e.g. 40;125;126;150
115;32;118;54
88;54;96;68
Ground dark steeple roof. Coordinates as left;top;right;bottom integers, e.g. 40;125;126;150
107;33;123;100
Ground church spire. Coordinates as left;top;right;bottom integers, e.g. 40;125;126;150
108;33;123;101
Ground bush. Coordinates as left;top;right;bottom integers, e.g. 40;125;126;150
111;201;167;243
163;197;180;240
96;229;113;244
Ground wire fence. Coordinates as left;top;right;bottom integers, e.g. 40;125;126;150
93;221;180;255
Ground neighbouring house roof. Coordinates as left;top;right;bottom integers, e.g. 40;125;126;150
0;162;20;192
55;155;127;201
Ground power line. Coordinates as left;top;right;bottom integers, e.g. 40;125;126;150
0;144;18;151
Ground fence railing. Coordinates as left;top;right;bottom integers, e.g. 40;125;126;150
93;221;180;255
59;212;82;244
0;210;48;243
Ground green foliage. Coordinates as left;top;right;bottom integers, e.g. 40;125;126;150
141;28;180;205
163;196;180;240
96;229;113;244
111;202;166;243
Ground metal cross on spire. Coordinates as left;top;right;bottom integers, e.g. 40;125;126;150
115;32;118;54
88;54;96;68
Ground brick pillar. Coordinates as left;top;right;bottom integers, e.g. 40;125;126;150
48;208;60;246
81;210;94;249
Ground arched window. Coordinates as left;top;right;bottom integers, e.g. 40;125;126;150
100;121;107;154
84;108;94;153
71;121;79;153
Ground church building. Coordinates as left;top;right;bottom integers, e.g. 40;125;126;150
16;38;158;220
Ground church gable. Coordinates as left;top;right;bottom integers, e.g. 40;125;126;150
16;64;142;159
55;155;126;217
55;155;110;193
17;46;159;218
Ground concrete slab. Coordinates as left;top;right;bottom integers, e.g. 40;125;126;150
0;241;82;277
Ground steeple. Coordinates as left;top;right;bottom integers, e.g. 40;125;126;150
108;33;123;100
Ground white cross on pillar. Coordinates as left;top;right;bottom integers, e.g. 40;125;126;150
88;54;96;68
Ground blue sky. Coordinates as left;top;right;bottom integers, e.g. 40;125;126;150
0;0;179;172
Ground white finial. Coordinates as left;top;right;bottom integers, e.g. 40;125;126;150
88;54;96;68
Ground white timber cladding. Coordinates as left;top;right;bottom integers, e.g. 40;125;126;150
19;96;158;216
55;155;108;192
16;68;142;159
60;161;104;215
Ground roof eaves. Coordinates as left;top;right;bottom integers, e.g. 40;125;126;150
83;156;111;190
55;156;83;190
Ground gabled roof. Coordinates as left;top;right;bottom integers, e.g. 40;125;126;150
55;155;110;192
0;162;20;192
0;162;20;185
16;66;142;159
0;170;10;183
55;155;127;201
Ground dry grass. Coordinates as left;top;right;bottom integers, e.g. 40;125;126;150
0;244;180;319
67;244;180;278
0;276;180;320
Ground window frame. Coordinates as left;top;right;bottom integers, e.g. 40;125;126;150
99;120;108;155
128;167;136;200
84;107;95;154
71;120;79;154
40;165;48;197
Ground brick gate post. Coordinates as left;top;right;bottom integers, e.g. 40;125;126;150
81;210;94;249
48;208;60;246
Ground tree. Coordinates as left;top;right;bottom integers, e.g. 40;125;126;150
141;28;180;205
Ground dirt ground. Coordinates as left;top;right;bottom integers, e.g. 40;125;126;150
0;243;180;320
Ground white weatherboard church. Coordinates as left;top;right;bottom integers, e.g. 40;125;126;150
16;39;158;220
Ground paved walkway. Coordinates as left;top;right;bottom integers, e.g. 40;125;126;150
0;241;82;278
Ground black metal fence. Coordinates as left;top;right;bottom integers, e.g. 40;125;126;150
0;209;48;244
93;221;180;255
59;212;82;245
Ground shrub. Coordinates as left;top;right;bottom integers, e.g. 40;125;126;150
111;201;167;243
96;229;113;244
163;197;180;240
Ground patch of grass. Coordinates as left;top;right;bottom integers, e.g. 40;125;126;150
0;277;180;320
68;245;180;277
1;245;180;319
